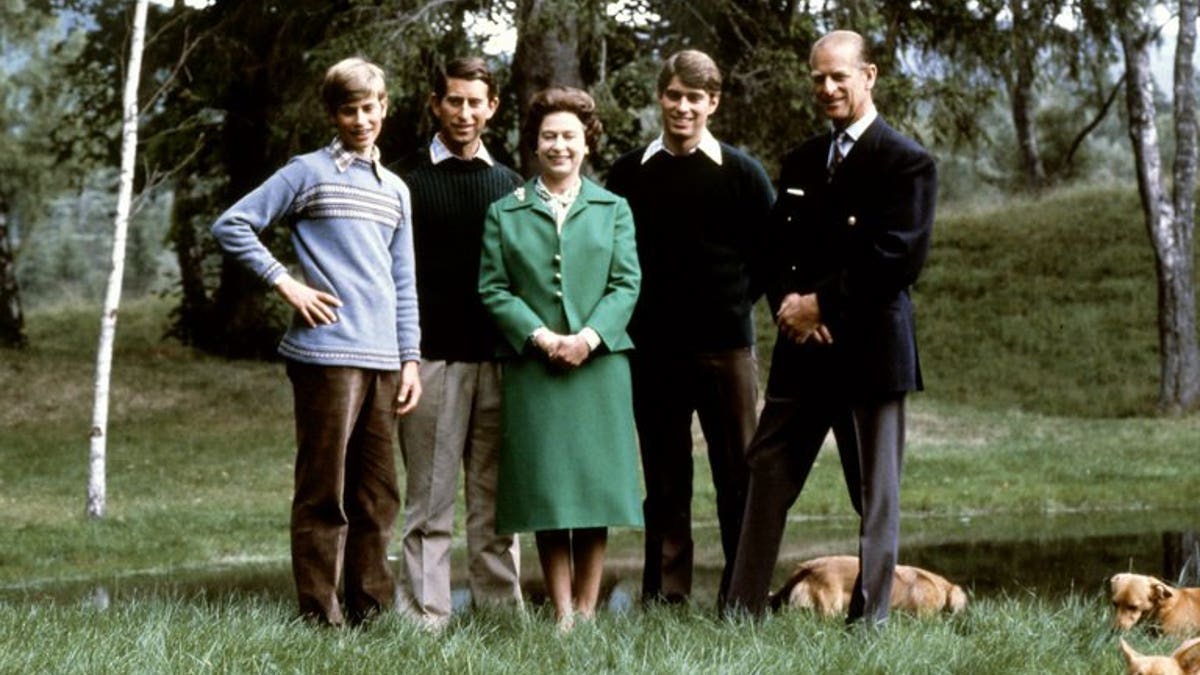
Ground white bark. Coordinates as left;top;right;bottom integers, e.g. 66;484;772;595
88;0;149;518
1120;0;1200;413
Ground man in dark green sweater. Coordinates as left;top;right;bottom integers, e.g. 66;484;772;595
392;57;523;630
606;49;774;610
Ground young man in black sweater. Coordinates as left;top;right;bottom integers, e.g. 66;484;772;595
606;49;774;610
392;57;523;630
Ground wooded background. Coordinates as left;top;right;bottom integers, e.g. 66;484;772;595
2;0;1197;409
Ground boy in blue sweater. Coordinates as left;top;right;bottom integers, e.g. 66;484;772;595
211;56;421;627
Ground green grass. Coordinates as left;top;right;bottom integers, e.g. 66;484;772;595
920;184;1163;417
2;183;1200;672
0;593;1176;673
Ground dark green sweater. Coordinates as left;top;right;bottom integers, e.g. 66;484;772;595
395;148;522;361
606;142;774;352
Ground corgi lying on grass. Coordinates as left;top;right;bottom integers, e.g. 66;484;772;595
768;555;967;617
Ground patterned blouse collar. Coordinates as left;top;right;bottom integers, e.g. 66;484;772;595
534;176;581;229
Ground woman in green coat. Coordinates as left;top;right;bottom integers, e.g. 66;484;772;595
478;87;642;630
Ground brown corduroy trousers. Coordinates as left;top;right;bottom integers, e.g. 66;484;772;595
286;361;401;626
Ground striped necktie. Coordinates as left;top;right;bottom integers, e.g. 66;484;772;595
828;131;846;179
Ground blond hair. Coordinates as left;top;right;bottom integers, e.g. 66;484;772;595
321;57;387;114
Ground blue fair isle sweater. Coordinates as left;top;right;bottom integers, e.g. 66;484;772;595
211;144;420;370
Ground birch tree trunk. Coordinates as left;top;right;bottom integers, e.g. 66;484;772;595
1120;0;1200;414
88;0;149;518
1009;1;1048;190
1168;0;1200;411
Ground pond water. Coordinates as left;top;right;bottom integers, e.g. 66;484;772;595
4;508;1197;611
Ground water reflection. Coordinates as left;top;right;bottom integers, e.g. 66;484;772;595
3;509;1196;609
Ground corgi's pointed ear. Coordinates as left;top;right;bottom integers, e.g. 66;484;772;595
1120;637;1141;666
1174;637;1200;674
1152;581;1175;601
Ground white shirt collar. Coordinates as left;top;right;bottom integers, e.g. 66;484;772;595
837;106;878;144
429;133;495;166
640;128;723;165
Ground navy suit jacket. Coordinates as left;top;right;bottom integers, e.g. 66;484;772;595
766;117;936;399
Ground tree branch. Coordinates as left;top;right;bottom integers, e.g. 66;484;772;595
1063;72;1126;171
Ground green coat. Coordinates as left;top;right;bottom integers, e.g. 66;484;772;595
479;178;640;358
478;177;644;532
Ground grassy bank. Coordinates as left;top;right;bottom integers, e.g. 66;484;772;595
2;183;1198;672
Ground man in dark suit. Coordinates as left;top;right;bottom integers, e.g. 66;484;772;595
725;29;936;625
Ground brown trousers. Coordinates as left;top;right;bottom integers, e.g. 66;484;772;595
286;361;401;626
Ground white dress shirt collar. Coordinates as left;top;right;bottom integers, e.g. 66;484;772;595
640;128;723;165
837;105;878;145
429;133;496;166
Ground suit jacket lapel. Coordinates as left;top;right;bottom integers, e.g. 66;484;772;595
831;117;887;185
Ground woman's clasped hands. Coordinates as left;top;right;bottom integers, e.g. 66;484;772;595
533;330;592;369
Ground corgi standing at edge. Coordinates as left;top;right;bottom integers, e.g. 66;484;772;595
1111;573;1200;636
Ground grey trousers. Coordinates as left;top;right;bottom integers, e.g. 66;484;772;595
397;360;521;621
726;392;904;624
287;361;401;626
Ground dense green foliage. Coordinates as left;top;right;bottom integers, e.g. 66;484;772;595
2;0;1140;351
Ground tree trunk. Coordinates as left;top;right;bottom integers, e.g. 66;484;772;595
1010;2;1048;190
166;176;214;349
1167;0;1200;411
1010;64;1047;189
511;0;585;176
1163;530;1200;586
0;199;27;349
209;262;282;359
1120;5;1200;414
88;0;149;519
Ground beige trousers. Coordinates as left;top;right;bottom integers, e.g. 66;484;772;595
397;360;521;620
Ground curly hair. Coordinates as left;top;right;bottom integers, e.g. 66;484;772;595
522;86;603;156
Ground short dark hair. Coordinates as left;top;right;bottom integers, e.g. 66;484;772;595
656;49;722;96
433;56;497;100
522;86;603;155
321;57;387;115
